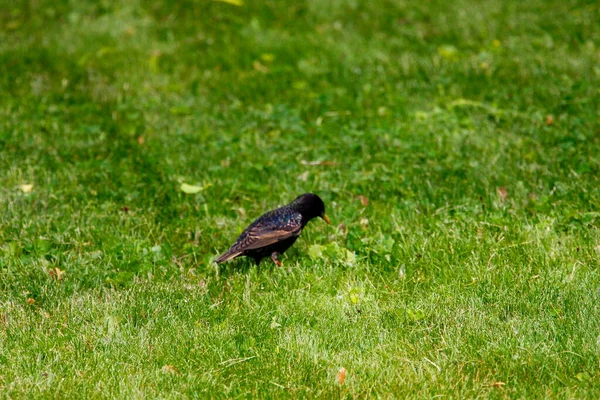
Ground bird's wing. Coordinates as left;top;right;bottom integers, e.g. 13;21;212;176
215;212;303;263
237;212;303;251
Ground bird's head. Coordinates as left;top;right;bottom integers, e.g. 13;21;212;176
291;193;331;224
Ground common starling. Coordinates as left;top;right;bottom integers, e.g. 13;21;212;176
215;193;331;266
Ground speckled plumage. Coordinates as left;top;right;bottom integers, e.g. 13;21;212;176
215;193;330;266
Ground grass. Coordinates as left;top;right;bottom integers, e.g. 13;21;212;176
1;0;599;397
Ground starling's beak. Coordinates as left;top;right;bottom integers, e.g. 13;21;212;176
322;214;331;224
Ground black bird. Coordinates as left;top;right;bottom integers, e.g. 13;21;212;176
215;193;331;266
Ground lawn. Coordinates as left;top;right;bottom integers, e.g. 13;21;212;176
1;0;599;397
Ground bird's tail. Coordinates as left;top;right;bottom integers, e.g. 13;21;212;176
214;249;241;264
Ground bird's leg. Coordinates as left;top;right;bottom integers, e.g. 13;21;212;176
271;252;282;267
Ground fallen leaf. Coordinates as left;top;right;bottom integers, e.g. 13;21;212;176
490;381;505;388
49;267;65;280
324;111;351;117
161;365;179;375
300;160;338;166
180;182;210;194
213;0;243;5
270;316;281;329
149;50;162;73
356;195;369;206
19;184;33;193
120;206;130;213
342;249;356;266
297;171;309;181
26;298;35;305
438;45;459;60
545;115;554;126
497;187;508;203
477;227;484;238
337;223;347;235
575;372;590;382
399;265;406;279
336;367;347;385
252;61;269;73
260;53;275;62
137;136;145;145
308;244;326;260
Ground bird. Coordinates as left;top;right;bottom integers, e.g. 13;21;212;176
215;193;331;266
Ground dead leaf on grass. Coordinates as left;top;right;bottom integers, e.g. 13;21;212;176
19;184;34;193
252;61;269;73
300;160;338;166
497;187;508;203
48;267;65;280
360;217;369;229
297;171;309;181
161;365;179;375
356;195;369;206
336;367;347;385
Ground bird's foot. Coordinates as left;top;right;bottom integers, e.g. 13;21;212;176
271;252;282;267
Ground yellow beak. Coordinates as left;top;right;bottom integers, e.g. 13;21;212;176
322;214;331;224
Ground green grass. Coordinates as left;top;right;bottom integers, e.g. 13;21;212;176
1;0;600;397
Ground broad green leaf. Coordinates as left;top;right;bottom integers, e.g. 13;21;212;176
342;248;356;265
308;244;326;260
180;183;210;194
438;45;459;60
